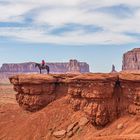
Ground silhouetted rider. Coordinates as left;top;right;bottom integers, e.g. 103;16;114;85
41;60;45;67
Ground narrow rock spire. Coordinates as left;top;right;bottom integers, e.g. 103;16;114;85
111;64;117;73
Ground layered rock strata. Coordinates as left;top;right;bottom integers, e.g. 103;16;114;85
122;48;140;70
119;73;140;115
68;74;119;126
9;74;73;111
9;73;140;127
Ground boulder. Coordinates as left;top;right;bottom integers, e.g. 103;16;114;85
67;122;78;133
53;130;66;138
72;125;79;133
117;123;124;129
79;117;89;126
67;131;73;138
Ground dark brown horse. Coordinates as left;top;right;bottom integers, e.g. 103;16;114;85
35;63;50;74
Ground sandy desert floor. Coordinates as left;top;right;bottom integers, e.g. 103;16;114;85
0;84;16;104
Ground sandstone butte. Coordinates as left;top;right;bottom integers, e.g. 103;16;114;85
7;72;140;139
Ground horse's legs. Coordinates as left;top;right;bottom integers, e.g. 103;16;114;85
40;69;41;74
46;68;49;74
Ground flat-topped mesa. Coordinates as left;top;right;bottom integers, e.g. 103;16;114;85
1;59;90;73
9;73;140;127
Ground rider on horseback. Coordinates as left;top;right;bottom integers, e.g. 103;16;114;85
35;61;49;74
42;60;45;67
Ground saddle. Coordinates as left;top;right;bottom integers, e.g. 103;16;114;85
41;64;45;68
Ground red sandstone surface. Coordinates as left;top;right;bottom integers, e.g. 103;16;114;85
0;73;140;140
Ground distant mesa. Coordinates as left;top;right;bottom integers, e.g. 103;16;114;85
122;48;140;71
0;59;90;74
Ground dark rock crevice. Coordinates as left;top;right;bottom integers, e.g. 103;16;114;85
113;76;122;118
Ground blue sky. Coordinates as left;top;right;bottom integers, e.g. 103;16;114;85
0;0;140;72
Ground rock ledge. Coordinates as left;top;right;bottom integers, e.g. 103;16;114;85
9;73;140;126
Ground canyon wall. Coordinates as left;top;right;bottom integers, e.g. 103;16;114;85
9;73;140;127
122;48;140;70
0;59;89;73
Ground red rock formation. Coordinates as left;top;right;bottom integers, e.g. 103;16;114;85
122;48;140;70
119;73;140;115
9;73;140;127
9;74;77;111
68;73;119;126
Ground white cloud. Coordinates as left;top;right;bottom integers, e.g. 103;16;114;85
0;27;138;45
0;0;140;45
0;2;35;22
82;0;140;9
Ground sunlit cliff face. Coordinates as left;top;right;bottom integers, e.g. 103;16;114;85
10;73;140;126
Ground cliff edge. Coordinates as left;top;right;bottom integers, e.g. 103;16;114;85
9;73;140;128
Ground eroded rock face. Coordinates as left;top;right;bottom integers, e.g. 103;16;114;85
68;74;120;126
9;74;72;111
119;73;140;114
67;59;80;73
122;48;140;70
9;73;140;127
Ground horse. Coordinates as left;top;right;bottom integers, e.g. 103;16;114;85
35;63;50;74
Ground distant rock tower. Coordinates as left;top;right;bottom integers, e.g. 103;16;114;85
111;64;117;73
122;48;140;70
67;59;80;73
